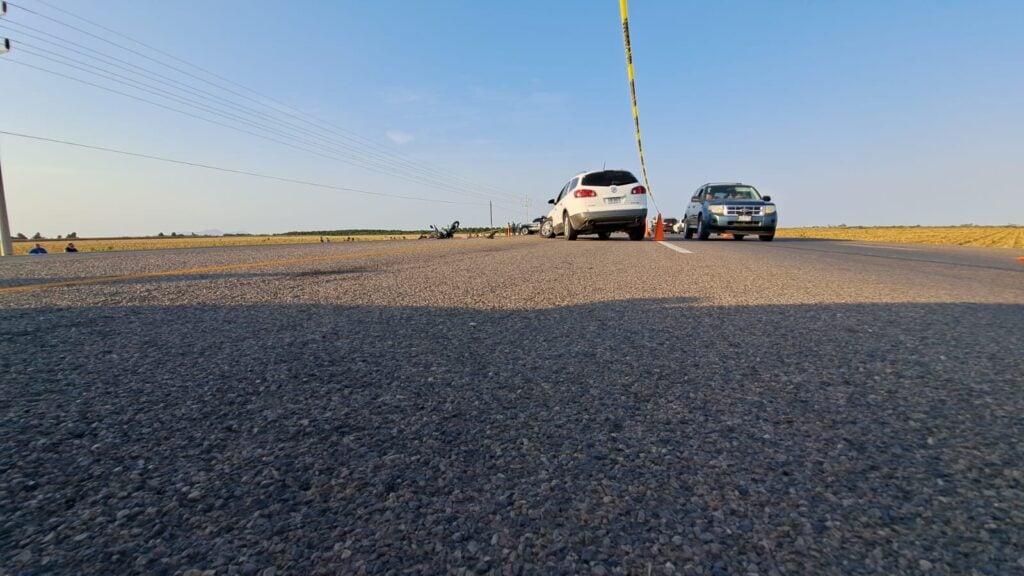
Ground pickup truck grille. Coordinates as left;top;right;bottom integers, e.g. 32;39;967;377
725;205;764;216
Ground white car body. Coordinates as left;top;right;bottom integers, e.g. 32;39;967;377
543;169;648;241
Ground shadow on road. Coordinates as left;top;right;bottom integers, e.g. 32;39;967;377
2;298;1022;574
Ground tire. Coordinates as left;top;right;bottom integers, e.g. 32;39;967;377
597;231;611;240
518;226;530;236
628;226;645;241
696;216;711;240
563;212;578;241
758;233;775;242
732;234;745;241
540;219;554;238
683;220;694;239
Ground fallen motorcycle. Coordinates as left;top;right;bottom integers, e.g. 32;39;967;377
424;220;460;239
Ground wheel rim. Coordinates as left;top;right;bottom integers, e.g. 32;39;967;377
697;218;703;236
564;214;570;236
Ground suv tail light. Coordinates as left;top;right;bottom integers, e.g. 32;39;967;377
574;189;597;198
631;186;646;195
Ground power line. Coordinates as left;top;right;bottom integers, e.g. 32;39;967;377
0;129;487;206
0;23;523;209
8;1;522;202
1;55;525;212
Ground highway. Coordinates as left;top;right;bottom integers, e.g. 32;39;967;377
2;236;1022;575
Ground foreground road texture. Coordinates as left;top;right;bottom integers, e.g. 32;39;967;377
2;237;1022;575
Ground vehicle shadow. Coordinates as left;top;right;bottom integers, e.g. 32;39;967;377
2;298;1022;574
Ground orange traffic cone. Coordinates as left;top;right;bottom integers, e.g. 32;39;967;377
653;214;666;241
644;218;651;238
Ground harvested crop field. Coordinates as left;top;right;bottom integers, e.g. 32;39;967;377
9;234;421;255
777;226;1023;249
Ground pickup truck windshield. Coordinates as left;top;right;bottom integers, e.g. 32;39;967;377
706;185;762;201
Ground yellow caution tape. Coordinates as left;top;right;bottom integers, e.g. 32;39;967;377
619;0;658;214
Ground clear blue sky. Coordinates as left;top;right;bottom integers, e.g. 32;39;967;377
1;0;1021;236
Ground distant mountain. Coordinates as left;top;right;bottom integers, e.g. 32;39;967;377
197;229;225;236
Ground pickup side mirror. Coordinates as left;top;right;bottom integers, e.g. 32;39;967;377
548;198;555;204
763;195;772;202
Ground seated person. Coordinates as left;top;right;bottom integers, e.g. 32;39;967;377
65;243;79;253
28;243;48;254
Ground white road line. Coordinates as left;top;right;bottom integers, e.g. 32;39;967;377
848;243;921;251
657;241;692;254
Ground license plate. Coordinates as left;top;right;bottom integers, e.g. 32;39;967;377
738;215;752;222
605;197;622;205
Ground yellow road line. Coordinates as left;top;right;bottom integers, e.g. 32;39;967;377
0;245;443;294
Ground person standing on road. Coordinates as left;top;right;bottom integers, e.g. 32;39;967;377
28;243;48;254
64;243;79;253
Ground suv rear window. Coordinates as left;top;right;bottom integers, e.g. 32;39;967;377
582;170;638;187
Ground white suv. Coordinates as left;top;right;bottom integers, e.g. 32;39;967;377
542;170;648;240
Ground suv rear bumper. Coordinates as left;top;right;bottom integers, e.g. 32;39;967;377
570;207;647;232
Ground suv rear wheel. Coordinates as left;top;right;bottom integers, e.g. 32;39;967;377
597;231;611;240
758;233;775;242
563;213;578;241
628;225;645;241
732;234;745;241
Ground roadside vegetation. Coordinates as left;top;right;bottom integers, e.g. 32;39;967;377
10;226;1022;254
9;234;419;255
777;226;1023;249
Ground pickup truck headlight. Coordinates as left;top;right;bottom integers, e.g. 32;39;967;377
709;205;725;215
765;205;776;214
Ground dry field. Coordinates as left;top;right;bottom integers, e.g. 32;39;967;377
9;234;423;255
9;227;1023;255
776;227;1024;249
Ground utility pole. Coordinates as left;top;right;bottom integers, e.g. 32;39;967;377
489;201;493;227
0;35;11;257
0;152;11;256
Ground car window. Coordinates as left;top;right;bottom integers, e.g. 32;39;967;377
568;177;579;192
581;170;638;187
555;182;569;203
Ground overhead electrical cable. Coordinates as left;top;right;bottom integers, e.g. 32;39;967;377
0;54;524;212
9;0;522;202
0;129;489;206
0;23;522;209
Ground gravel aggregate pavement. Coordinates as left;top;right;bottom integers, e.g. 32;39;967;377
2;237;1022;575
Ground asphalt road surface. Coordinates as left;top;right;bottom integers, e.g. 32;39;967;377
2;236;1022;575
